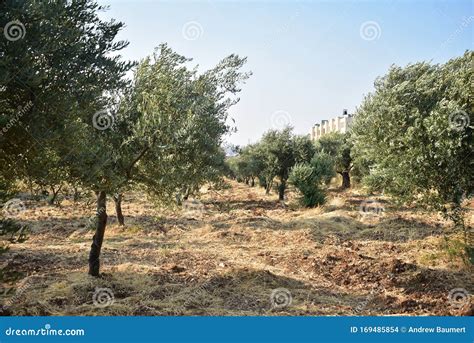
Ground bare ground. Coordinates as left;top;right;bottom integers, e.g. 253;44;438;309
1;180;473;316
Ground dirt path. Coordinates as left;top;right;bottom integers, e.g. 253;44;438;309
1;181;472;316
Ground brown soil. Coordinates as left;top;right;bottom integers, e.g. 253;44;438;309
1;180;472;316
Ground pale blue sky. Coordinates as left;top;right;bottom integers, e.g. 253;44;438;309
97;0;473;146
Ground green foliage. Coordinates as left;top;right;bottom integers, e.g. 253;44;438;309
352;51;473;260
442;236;473;265
310;152;336;185
259;128;315;199
20;147;68;204
288;152;335;207
288;164;325;206
315;132;353;187
293;135;317;164
227;127;316;199
0;1;133;191
353;52;473;204
1;1;251;276
467;246;474;265
124;45;250;203
259;127;295;185
0;175;16;203
360;166;388;194
227;127;316;200
227;144;265;185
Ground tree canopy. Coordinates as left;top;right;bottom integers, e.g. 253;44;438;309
351;51;473;258
0;1;251;276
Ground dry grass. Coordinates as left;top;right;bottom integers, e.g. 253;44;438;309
1;180;473;316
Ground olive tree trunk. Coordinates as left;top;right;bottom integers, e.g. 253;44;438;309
265;180;272;194
48;185;62;205
278;180;286;201
114;193;124;226
88;191;107;277
340;171;350;189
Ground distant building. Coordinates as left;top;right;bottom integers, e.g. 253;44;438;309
310;109;353;141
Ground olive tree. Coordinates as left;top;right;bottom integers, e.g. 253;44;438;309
0;0;132;178
227;144;266;186
315;132;353;189
289;152;335;207
352;51;473;260
69;45;250;276
258;128;314;200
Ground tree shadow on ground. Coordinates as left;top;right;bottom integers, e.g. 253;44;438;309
354;261;473;316
291;215;444;243
2;241;469;316
205;199;284;212
1;266;367;316
208;206;443;243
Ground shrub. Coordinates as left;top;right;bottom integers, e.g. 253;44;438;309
289;153;334;207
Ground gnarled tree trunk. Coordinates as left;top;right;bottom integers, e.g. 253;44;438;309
88;191;107;277
265;180;272;194
278;180;286;201
48;185;62;205
114;193;124;226
340;171;350;189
